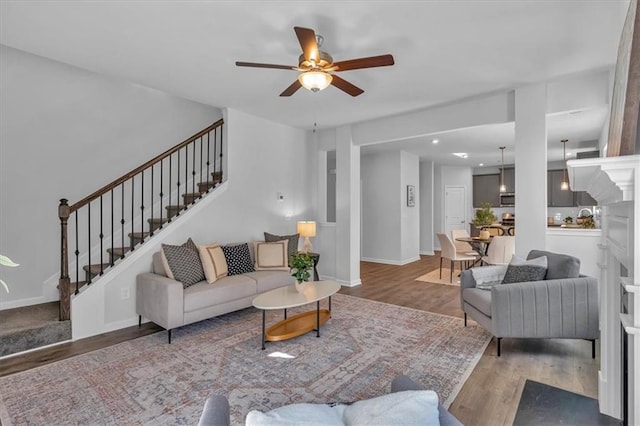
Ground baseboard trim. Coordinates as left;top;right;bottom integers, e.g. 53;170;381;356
0;295;51;311
420;250;435;256
337;279;362;287
361;256;421;266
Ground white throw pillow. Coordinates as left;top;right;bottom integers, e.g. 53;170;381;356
254;240;289;271
198;243;228;283
245;390;440;426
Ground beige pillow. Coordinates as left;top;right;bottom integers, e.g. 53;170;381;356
199;243;229;283
254;240;289;271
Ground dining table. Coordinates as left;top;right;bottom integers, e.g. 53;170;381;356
455;236;493;266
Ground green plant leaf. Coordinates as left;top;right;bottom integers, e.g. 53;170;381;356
0;255;19;267
0;279;8;293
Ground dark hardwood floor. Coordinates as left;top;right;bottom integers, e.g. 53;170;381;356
0;253;599;425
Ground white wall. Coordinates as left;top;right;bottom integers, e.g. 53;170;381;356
0;45;221;308
419;161;435;255
361;152;401;262
360;151;420;265
73;108;315;338
433;165;473;250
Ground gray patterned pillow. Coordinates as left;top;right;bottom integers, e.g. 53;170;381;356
264;232;299;262
161;241;205;288
502;255;548;284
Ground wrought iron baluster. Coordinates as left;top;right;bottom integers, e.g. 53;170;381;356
169;155;173;222
213;128;217;184
150;164;154;235
184;144;188;208
87;201;91;284
177;150;181;216
111;189;114;266
140;169;144;241
131;176;135;250
199;136;203;193
99;195;104;275
206;133;210;187
121;183;125;258
75;211;79;290
192;140;196;197
160;160;164;226
219;126;223;181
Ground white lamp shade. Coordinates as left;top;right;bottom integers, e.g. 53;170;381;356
297;221;316;237
298;71;332;92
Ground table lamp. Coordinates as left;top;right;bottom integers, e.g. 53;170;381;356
297;221;316;253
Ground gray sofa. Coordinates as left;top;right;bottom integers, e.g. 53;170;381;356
197;375;463;425
460;250;599;356
136;243;294;343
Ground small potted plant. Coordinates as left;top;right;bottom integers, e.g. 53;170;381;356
290;252;314;293
563;216;573;225
471;203;497;239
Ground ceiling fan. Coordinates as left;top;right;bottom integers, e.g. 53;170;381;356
235;26;395;97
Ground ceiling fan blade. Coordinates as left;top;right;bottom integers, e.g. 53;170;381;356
235;61;296;70
280;80;302;97
294;26;319;62
332;54;395;71
330;75;364;97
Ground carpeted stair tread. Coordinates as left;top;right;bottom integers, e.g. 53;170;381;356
128;231;150;240
182;192;203;204
106;246;131;257
82;263;111;275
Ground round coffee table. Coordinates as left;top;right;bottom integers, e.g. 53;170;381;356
252;280;340;350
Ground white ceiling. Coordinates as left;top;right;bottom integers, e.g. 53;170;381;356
0;1;630;164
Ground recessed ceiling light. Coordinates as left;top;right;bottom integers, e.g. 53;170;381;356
432;139;439;144
479;163;484;166
453;153;468;159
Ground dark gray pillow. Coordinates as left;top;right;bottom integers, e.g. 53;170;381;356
527;250;580;279
221;243;255;275
161;241;205;288
502;255;547;284
264;232;299;261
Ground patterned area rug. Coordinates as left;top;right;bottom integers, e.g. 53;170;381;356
415;267;462;286
0;294;490;425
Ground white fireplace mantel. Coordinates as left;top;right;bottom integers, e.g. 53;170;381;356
568;154;639;422
567;155;639;204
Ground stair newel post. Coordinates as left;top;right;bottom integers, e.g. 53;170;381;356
58;199;71;321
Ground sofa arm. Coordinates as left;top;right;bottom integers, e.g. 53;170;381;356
390;375;462;426
136;273;184;330
459;270;476;310
198;395;230;426
491;276;598;339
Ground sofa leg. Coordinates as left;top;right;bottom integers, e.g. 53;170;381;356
497;337;502;356
167;329;172;344
464;313;467;327
591;339;596;359
138;315;141;327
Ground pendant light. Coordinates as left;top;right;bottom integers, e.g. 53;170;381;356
561;139;569;191
499;147;507;193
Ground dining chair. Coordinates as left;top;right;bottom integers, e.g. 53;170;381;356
437;233;477;282
481;236;515;265
451;229;479;257
507;227;515;236
481;226;505;236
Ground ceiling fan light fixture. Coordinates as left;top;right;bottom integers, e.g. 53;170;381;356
298;70;332;92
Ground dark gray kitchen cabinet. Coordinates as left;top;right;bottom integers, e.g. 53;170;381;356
473;174;500;207
548;170;576;207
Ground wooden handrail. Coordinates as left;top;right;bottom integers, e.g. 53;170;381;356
70;119;223;212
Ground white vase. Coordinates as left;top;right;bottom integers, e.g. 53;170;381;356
295;281;308;293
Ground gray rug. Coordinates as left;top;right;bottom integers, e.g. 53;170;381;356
514;380;621;426
0;294;490;425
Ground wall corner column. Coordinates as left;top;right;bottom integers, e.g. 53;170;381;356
514;83;548;256
335;126;361;286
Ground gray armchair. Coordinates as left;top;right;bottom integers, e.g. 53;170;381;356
460;250;599;356
198;375;462;425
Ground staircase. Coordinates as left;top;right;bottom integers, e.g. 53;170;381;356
57;119;225;321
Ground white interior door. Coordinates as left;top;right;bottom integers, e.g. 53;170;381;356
444;185;467;238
